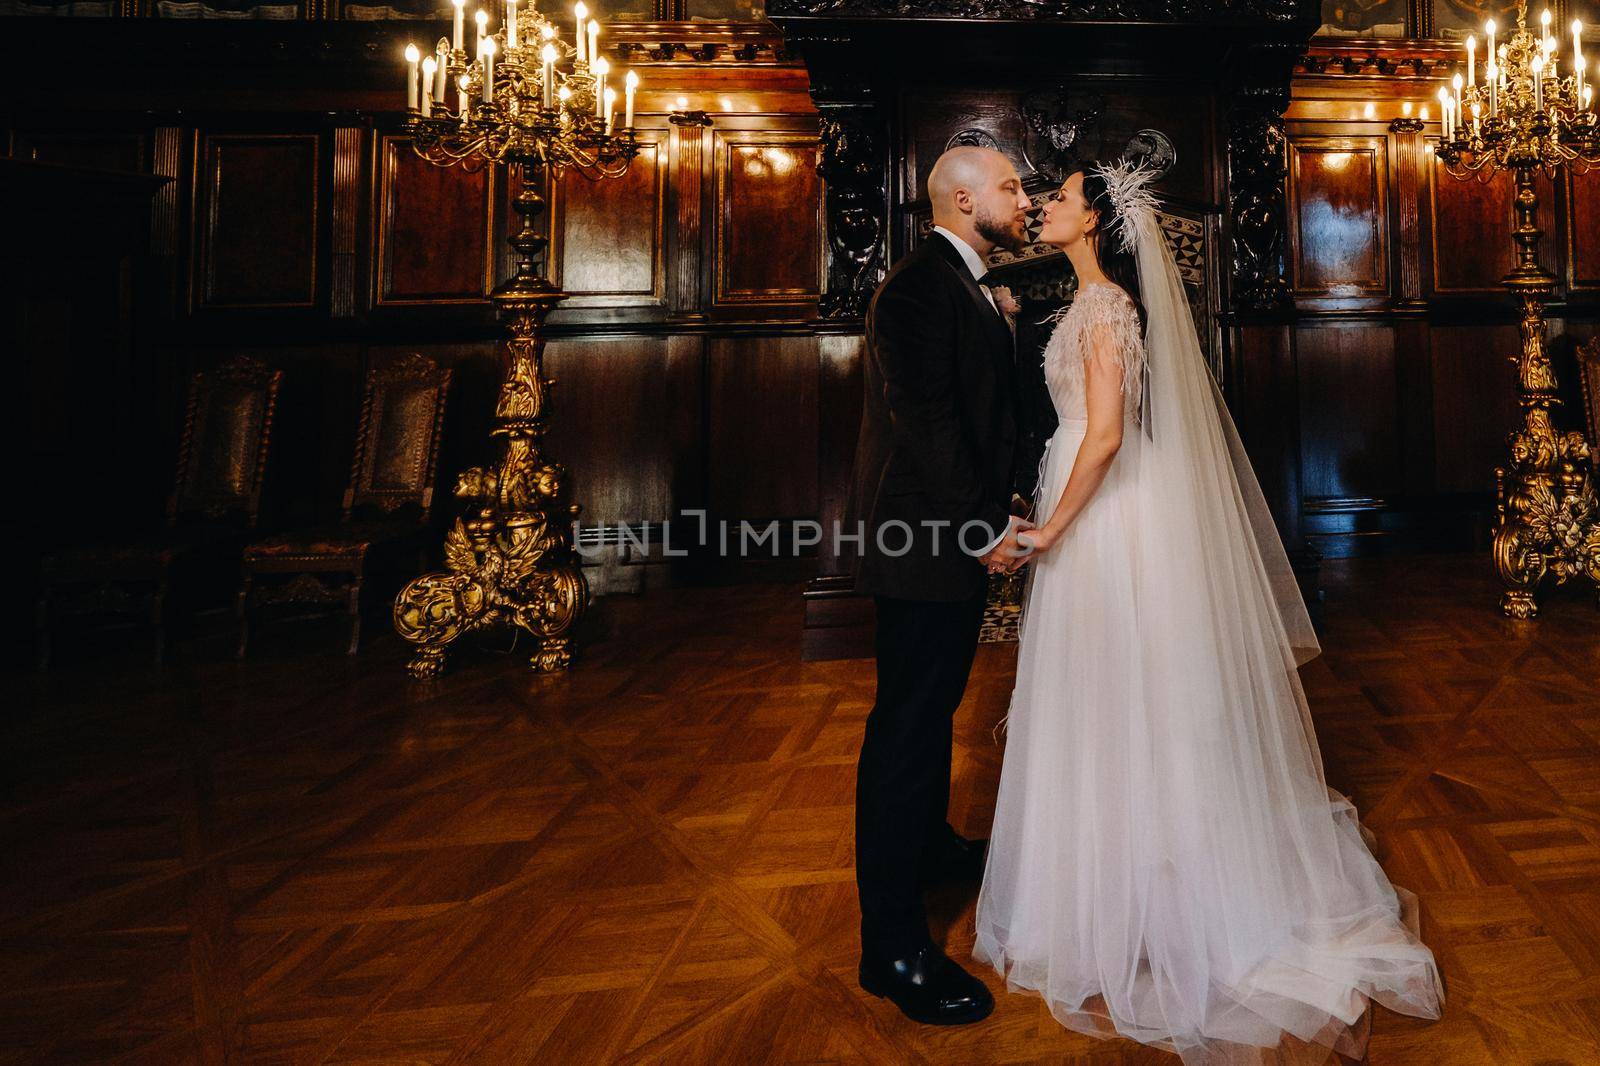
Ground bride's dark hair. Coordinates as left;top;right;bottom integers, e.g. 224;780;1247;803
1070;161;1148;333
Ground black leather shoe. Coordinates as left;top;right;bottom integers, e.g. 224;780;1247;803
920;832;989;886
859;944;995;1025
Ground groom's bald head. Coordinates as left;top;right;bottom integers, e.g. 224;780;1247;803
928;146;1030;254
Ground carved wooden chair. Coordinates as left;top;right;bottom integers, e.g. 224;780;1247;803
1580;338;1600;476
35;355;283;668
237;352;451;657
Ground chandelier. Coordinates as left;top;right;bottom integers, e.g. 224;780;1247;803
389;3;644;679
1437;1;1600;178
1432;0;1600;619
402;0;640;177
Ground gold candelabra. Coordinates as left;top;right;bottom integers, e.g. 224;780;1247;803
390;1;641;679
1437;0;1600;618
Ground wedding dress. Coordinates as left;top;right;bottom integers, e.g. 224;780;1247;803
972;165;1444;1065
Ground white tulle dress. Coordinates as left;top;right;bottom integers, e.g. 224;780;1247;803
972;278;1444;1065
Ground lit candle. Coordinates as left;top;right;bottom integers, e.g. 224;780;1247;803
1486;18;1496;62
406;43;420;110
1532;55;1544;109
480;37;496;103
1575;20;1586;98
542;23;555;41
452;0;465;53
593;56;609;118
506;0;518;49
475;9;488;55
1542;8;1552;34
541;43;557;108
574;2;589;62
1467;35;1476;87
421;57;436;116
1452;71;1463;124
1487;62;1498;115
434;38;449;101
1471;101;1481;137
588;19;599;67
1439;88;1452;139
624;69;638;129
604;86;617;134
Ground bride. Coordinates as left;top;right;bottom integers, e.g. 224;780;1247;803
972;160;1445;1064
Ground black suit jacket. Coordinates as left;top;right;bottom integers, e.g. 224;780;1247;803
849;232;1020;602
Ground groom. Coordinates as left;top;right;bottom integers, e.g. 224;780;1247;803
848;145;1034;1025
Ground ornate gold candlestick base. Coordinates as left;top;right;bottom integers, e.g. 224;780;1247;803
1490;171;1600;619
393;176;588;679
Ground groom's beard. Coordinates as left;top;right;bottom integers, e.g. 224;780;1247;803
975;209;1029;253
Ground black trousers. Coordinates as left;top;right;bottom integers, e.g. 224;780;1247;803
856;589;987;960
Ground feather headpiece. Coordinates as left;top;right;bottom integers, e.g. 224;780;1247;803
1093;157;1161;254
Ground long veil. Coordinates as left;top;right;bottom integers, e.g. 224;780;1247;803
1124;180;1320;672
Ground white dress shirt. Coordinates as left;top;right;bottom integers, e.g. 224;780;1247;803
929;226;1016;561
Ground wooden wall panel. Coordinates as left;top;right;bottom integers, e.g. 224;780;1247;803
544;334;697;526
196;133;319;309
707;335;819;519
1569;167;1600;292
1289;138;1389;298
1427;150;1557;293
1429;323;1521;494
554;132;667;306
375;134;493;306
712;132;822;310
1296;323;1398;505
13;131;145;173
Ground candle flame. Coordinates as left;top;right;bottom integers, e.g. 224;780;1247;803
482;37;496;55
1403;100;1413;116
475;9;487;26
625;70;639;88
593;56;610;76
1453;72;1463;90
405;43;420;62
541;43;558;62
1542;8;1552;27
558;85;572;100
423;56;436;73
574;1;586;18
1486;18;1495;34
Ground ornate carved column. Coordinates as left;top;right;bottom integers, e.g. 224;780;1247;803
1222;42;1318;593
815;97;888;321
1225;80;1293;312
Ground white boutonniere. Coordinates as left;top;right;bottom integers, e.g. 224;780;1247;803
991;285;1021;325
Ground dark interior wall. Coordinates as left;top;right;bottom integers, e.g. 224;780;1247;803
1287;44;1600;558
9;20;828;598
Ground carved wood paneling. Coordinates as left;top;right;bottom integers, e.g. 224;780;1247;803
552;130;668;307
1429;323;1521;493
374;134;494;306
543;334;696;526
1426;147;1557;294
13;130;145;173
669;120;709;317
195;133;320;310
1297;323;1398;506
1288;137;1390;299
712;130;823;311
1568;167;1600;293
707;334;819;518
330;127;363;318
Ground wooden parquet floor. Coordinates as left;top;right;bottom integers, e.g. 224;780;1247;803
7;554;1600;1065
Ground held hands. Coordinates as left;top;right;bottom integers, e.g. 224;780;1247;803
981;518;1037;575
